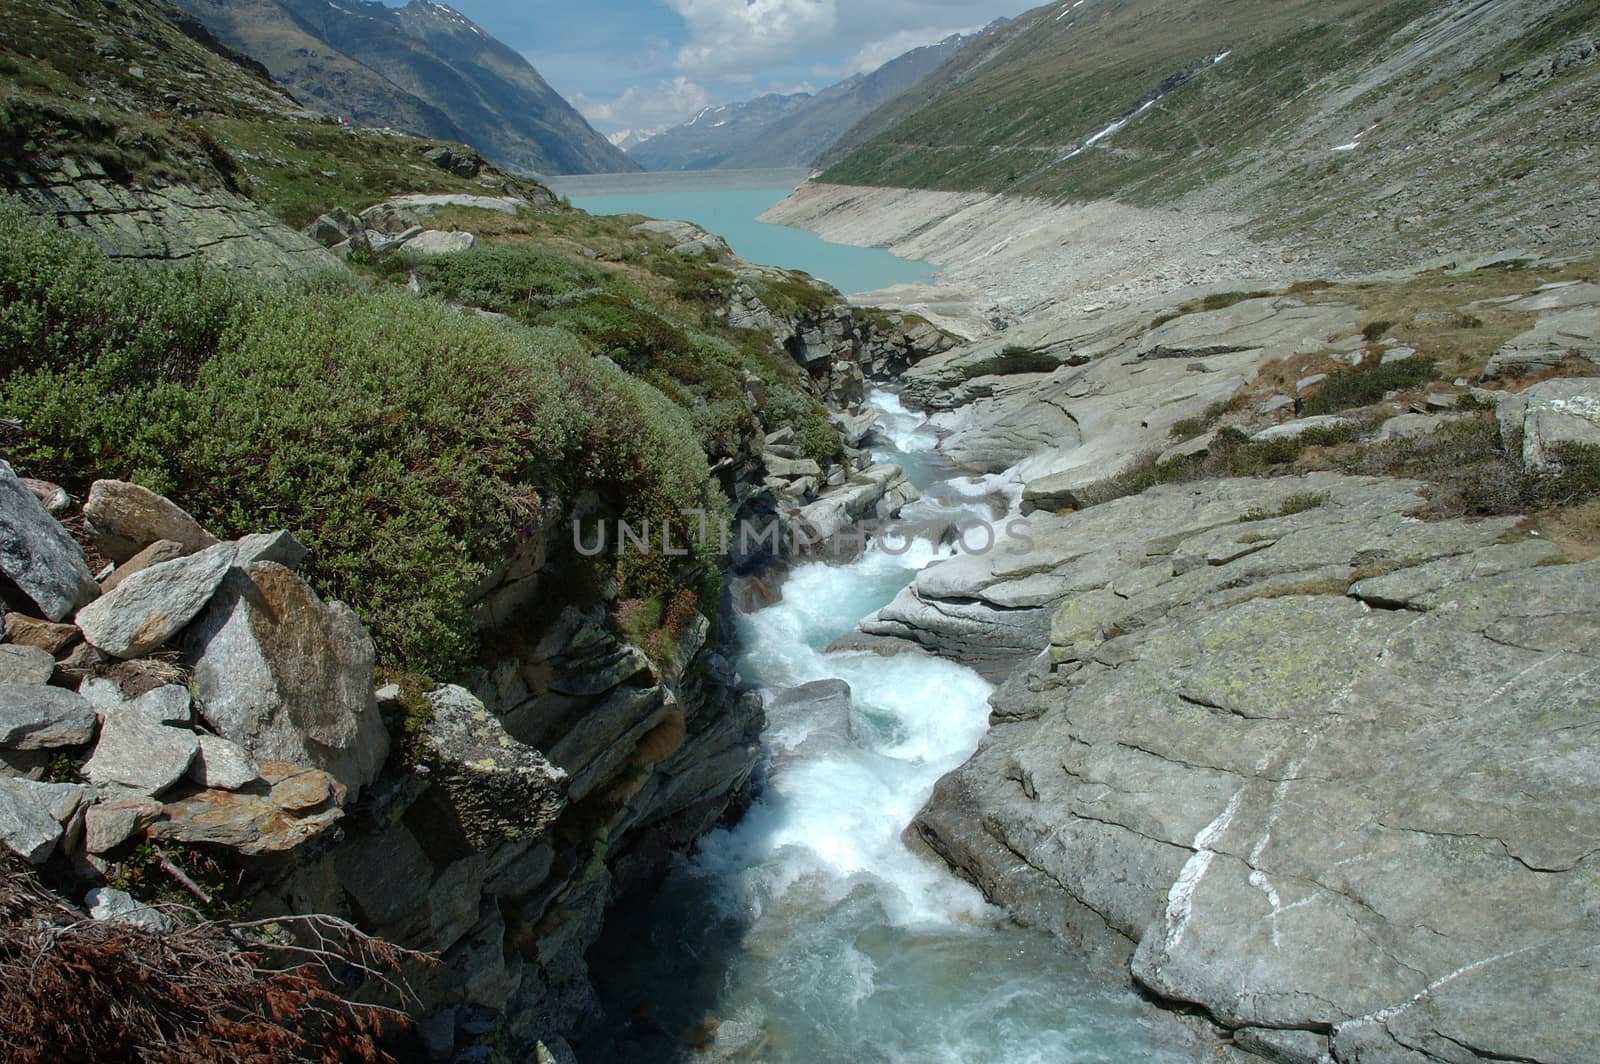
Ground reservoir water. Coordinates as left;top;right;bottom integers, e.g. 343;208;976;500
545;170;937;295
581;393;1199;1062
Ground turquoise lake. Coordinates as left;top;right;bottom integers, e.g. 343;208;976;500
545;170;936;295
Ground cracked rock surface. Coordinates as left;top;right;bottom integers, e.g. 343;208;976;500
904;472;1600;1063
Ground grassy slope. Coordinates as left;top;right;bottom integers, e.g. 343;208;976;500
822;0;1435;199
171;0;467;142
819;0;1600;264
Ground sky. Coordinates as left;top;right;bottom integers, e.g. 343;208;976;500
407;1;1041;138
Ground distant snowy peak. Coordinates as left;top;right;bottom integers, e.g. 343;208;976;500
629;33;978;172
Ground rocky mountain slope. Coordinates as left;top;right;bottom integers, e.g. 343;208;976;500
173;0;637;175
629;30;981;172
811;0;1599;275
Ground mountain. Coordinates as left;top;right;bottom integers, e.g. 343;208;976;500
628;30;984;172
817;0;1600;260
628;93;814;171
174;0;638;175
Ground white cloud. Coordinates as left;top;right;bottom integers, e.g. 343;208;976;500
573;76;714;135
836;23;980;77
666;0;839;75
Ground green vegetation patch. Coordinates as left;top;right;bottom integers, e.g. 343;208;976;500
0;202;723;677
1300;357;1439;415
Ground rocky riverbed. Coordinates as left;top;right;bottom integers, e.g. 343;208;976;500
821;268;1600;1064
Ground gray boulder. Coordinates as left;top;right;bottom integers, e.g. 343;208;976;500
189;733;260;790
82;712;199;797
304;207;361;248
401;230;475;256
0;460;100;621
0;774;65;863
0;685;98;749
0;644;55;685
1495;377;1600;469
76;543;236;659
421;685;567;847
82;480;218;564
186;561;388;795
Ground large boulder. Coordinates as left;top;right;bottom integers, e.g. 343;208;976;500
75;543;236;659
81;480;218;564
1495;377;1600;469
0;685;98;750
185;561;387;794
401;230;475;256
0;460;99;621
421;685;567;847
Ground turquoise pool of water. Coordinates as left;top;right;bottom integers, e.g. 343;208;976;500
546;171;935;295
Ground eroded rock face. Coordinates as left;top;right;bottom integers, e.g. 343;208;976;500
186;561;387;795
1496;377;1600;469
0;460;99;622
906;473;1600;1062
899;298;1361;500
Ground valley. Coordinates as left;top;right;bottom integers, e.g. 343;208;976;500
0;2;1597;1063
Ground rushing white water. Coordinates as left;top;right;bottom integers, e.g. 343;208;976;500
586;392;1198;1062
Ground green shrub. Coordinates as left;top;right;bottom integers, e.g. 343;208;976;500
1301;357;1439;416
0;204;723;677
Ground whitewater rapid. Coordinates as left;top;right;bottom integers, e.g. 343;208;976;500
587;392;1197;1062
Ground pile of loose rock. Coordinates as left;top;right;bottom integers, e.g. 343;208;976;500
0;462;385;884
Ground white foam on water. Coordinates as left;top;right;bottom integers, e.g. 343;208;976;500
589;387;1200;1061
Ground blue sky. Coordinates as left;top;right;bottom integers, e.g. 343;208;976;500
413;1;1041;138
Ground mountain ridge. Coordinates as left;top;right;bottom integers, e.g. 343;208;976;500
173;0;637;175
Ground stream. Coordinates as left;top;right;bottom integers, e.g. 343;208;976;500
585;392;1197;1062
